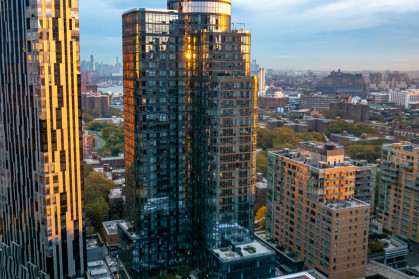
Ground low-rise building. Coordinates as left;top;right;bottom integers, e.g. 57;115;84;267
366;260;413;279
83;130;95;158
93;116;124;125
367;122;394;137
102;220;125;254
100;153;125;169
86;235;105;262
368;237;408;269
109;187;125;218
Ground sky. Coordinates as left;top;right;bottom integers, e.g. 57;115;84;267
79;0;419;71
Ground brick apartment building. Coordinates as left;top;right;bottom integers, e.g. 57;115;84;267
267;142;370;279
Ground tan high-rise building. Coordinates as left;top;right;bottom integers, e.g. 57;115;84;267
267;142;370;279
378;142;419;243
258;67;266;96
0;0;85;278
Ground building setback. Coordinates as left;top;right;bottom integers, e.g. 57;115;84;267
345;159;377;210
0;0;86;278
378;142;419;243
120;1;275;278
267;142;370;279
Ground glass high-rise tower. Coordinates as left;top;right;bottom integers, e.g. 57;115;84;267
0;0;86;278
120;1;275;278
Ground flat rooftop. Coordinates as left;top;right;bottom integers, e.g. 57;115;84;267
366;260;413;279
109;187;123;199
103;220;124;235
84;159;100;165
322;198;369;210
272;271;327;279
212;239;274;262
101;154;124;161
118;221;139;239
273;151;349;170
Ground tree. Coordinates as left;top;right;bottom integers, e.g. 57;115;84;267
256;206;266;221
85;172;114;201
83;161;93;178
82;107;101;123
102;149;112;156
345;145;377;162
101;127;114;138
84;172;115;232
86;121;116;132
85;197;109;232
103;107;123;118
256;151;268;177
255;206;267;231
368;240;384;253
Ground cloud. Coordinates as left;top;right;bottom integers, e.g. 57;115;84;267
79;0;419;70
235;0;419;34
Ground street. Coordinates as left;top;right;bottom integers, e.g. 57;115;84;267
86;130;106;151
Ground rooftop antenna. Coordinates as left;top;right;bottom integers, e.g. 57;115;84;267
236;23;246;31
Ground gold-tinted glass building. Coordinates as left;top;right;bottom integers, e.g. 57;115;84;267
0;0;86;278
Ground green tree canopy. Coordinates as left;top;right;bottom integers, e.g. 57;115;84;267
85;172;114;201
327;120;376;137
84;171;115;232
86;121;116;132
256;151;268;177
83;161;93;178
85;197;109;232
368;240;385;254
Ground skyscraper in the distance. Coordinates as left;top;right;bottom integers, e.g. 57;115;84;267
119;1;275;278
258;67;266;96
90;54;95;71
0;0;86;278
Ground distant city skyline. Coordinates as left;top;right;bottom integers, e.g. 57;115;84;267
80;0;419;71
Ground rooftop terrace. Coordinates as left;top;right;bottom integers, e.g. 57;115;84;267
212;239;274;262
322;198;369;210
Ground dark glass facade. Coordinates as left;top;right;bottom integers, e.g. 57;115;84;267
122;9;189;277
0;0;86;278
189;31;255;248
121;2;275;278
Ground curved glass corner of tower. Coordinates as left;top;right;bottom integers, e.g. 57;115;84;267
168;0;232;31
